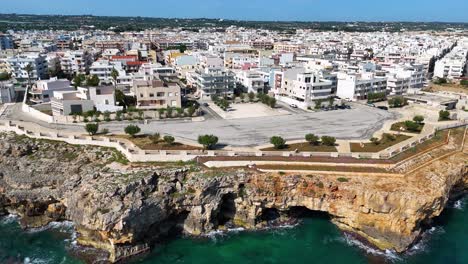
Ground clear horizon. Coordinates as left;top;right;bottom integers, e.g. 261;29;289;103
2;0;468;23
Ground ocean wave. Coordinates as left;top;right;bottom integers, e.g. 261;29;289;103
0;214;19;225
24;256;52;264
405;226;445;256
343;233;402;262
26;221;75;233
452;199;465;210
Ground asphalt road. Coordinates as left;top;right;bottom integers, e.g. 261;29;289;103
4;103;397;147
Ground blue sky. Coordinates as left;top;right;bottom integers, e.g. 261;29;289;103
2;0;467;22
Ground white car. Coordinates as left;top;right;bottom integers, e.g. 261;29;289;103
290;104;298;108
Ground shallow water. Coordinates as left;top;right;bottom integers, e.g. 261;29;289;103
0;197;466;264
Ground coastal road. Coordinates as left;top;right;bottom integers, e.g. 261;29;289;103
3;103;397;147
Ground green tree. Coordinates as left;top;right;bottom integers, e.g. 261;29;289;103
198;134;219;150
270;136;286;149
163;135;175;145
248;92;255;102
85;123;99;136
321;136;336;146
73;74;86;88
149;133;160;144
124;125;141;137
370;137;380;145
439;110;450;121
86;74;100;87
388;96;407;108
404;121;420;132
0;72;11;81
461;80;468;86
413;115;425;124
305;133;320;145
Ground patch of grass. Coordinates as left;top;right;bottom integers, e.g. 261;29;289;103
62;152;79;161
390;122;424;134
107;150;129;165
350;134;411;153
337;177;349;182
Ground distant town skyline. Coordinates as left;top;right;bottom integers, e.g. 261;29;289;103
3;0;468;23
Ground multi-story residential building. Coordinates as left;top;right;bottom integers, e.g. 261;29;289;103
274;68;334;109
55;35;73;50
29;77;73;104
89;60;123;85
7;53;48;82
76;86;122;112
235;70;266;94
133;79;181;109
193;67;236;99
0;81;15;103
0;34;14;50
60;50;92;76
336;72;388;101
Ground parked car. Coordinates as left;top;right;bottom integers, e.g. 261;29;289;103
202;103;209;107
377;106;389;110
367;103;376;107
290;104;298;108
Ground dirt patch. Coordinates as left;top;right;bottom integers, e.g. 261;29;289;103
351;134;412;153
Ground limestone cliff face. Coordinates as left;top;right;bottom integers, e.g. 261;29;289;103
0;132;466;262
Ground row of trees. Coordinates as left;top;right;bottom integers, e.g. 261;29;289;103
270;134;337;149
388;96;408;108
257;93;276;108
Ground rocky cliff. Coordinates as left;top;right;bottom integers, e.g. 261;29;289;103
0;131;467;262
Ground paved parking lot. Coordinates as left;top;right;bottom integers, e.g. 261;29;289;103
210;102;290;119
103;104;397;146
4;103;397;147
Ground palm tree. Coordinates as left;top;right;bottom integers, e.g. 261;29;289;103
24;63;34;103
111;68;119;89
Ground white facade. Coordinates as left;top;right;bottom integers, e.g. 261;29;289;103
0;81;15;103
235;70;266;94
30;77;73;104
7;53;48;81
336;72;387;101
193;67;236;99
76;86;122;112
60;50;92;76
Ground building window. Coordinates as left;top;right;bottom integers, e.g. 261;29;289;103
149;93;154;97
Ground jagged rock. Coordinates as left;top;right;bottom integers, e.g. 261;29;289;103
0;131;466;262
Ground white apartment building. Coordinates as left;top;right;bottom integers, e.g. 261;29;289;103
60;50;92;76
29;77;73;104
76;86;122;112
89;60;124;85
274;68;334;109
193;67;236;99
434;44;467;80
336;72;387;101
235;70;266;94
7;53;48;81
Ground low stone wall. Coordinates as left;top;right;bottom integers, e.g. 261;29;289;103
0;120;465;164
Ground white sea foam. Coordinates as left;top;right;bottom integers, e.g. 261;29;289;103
0;214;19;225
26;221;75;233
452;199;465;210
343;233;402;262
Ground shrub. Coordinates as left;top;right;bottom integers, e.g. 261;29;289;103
198;134;219;150
388;96;408;108
461;80;468;86
305;133;320;145
248;92;255;102
321;136;336;146
337;177;349;183
268;97;276;108
383;134;396;142
163;135;175;145
124;125;141;137
270;136;286;149
85;123;99;135
149;133;160;144
438;110;450;121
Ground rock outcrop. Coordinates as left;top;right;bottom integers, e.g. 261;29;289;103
0;131;466;262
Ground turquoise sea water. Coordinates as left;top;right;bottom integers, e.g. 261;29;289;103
0;197;466;264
